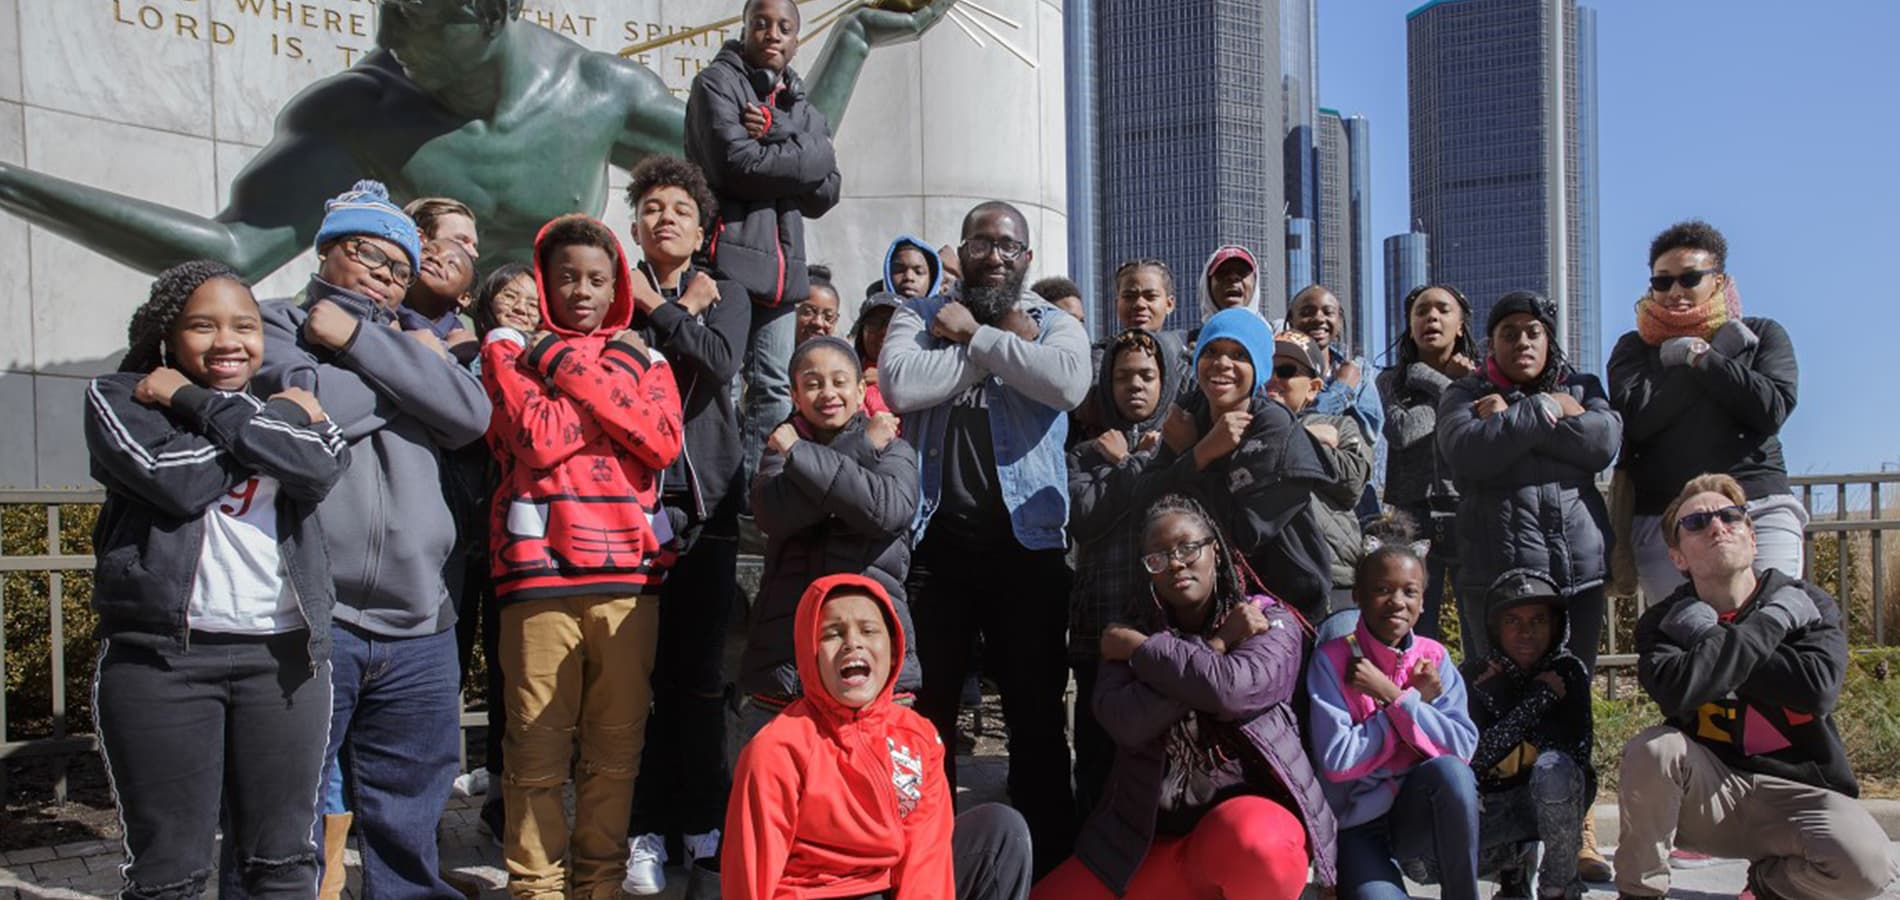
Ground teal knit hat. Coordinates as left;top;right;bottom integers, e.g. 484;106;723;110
315;180;421;273
1193;308;1273;395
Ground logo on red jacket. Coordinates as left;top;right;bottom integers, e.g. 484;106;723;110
888;737;923;817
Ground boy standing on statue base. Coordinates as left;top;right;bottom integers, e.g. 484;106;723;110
686;0;843;498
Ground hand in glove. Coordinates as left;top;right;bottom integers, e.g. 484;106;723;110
1756;587;1822;634
1709;319;1760;358
1661;336;1710;368
1659;599;1721;646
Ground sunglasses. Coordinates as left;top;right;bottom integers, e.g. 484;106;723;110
1649;269;1718;294
1141;538;1213;574
1676;504;1748;536
1271;362;1313;379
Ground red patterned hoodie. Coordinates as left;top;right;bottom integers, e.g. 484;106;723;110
480;216;684;602
723;573;954;900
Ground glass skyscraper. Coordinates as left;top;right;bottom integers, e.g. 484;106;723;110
1282;0;1319;302
1095;0;1286;329
1384;231;1430;358
1317;110;1374;356
1407;0;1600;373
1345;114;1374;354
1317;109;1353;344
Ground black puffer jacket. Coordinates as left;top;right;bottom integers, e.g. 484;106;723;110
684;41;842;308
742;413;921;697
1607;317;1797;514
1437;370;1621;599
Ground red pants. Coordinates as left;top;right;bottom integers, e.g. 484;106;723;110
1031;795;1310;900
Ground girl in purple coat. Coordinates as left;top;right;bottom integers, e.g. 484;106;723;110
1032;494;1336;900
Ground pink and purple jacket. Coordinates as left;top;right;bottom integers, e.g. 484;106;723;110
1306;617;1478;828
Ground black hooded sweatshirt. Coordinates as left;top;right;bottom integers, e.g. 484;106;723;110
1462;587;1596;796
1635;569;1857;796
1066;328;1187;659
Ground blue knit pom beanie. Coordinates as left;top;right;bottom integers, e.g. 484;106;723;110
315;180;421;273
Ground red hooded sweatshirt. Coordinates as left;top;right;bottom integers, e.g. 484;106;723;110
480;216;684;602
724;573;954;900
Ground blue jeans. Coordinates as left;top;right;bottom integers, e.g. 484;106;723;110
1336;756;1480;900
738;301;797;496
319;623;462;900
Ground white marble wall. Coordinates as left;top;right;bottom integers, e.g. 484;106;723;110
0;0;1066;489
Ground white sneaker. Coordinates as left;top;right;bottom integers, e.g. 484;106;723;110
622;832;668;895
682;829;720;865
450;767;491;798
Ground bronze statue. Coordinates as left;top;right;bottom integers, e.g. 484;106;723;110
0;0;954;278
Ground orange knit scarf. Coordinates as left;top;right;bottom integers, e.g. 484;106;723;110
1635;277;1742;345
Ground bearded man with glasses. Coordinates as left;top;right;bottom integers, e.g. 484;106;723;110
880;200;1091;879
1609;219;1805;608
1617;473;1896;900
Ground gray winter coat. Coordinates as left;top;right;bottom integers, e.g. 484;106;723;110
1437;371;1621;599
1377;362;1459;509
742;413;922;697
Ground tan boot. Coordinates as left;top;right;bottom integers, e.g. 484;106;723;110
318;812;352;900
1577;808;1613;883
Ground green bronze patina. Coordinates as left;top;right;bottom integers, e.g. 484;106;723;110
0;0;955;277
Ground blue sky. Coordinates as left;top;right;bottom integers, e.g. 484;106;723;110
1318;0;1900;475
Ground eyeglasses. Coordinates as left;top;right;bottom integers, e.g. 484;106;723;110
1141;538;1213;574
1676;504;1748;536
343;238;415;287
960;237;1028;261
1271;363;1311;379
1649;269;1718;294
796;304;839;325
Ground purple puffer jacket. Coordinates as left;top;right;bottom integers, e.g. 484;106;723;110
1079;594;1337;894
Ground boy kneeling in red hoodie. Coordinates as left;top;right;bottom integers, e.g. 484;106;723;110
724;573;1032;900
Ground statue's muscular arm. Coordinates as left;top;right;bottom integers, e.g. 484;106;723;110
803;0;959;131
605;54;689;170
0;73;380;280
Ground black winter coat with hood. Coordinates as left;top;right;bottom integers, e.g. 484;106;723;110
685;41;842;308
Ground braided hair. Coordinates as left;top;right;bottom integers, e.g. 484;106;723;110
1112;257;1176;297
1128;494;1246;640
120;261;248;374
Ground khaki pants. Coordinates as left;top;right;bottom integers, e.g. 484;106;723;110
1616;725;1896;898
501;594;660;900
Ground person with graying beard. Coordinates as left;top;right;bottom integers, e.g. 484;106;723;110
880;200;1091;878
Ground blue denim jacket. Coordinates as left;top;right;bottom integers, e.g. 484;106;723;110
1315;343;1384;451
880;291;1092;551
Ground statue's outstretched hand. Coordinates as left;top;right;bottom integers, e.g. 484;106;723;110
853;0;958;48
